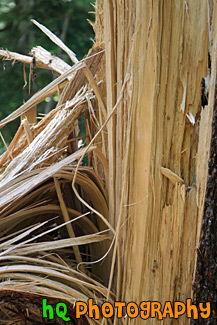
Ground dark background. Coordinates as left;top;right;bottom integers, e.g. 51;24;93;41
0;0;94;153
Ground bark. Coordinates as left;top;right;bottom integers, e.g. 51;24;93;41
192;3;217;322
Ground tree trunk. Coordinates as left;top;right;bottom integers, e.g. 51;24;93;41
95;1;216;323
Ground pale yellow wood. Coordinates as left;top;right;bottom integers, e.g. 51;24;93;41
53;177;86;274
21;105;37;125
95;1;214;324
103;0;117;228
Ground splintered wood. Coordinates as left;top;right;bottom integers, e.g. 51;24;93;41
0;2;216;323
0;19;113;325
93;1;215;324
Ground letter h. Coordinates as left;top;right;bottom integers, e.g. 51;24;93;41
42;299;54;319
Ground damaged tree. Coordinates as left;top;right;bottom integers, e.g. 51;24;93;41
0;1;216;324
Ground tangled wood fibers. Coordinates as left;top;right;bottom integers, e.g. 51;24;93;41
0;20;113;325
1;1;217;324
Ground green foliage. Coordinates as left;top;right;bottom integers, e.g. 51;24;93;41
0;0;94;151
